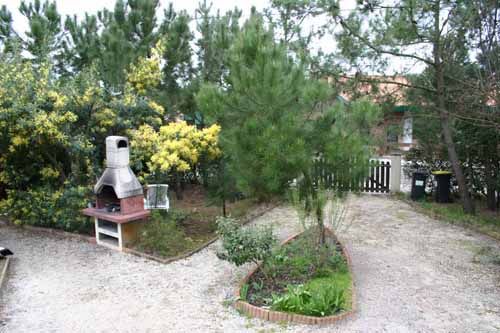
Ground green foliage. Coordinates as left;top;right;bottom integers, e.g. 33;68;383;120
198;14;361;201
271;280;346;317
216;216;276;266
263;229;347;282
0;184;92;234
160;4;193;88
195;0;241;86
97;0;160;88
19;0;62;62
240;283;249;301
244;229;351;310
289;100;380;244
135;210;195;257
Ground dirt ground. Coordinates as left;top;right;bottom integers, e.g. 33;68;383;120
1;194;499;332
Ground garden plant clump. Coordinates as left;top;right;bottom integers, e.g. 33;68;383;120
216;217;352;318
246;229;351;317
134;209;195;258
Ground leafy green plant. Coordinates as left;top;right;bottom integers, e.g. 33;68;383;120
271;281;346;317
216;216;276;266
240;283;249;301
306;282;346;317
271;285;311;313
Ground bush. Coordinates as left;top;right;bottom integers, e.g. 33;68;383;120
0;185;93;234
271;280;346;317
135;210;194;257
216;216;276;266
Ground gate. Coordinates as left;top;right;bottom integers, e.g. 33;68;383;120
362;160;391;193
312;158;391;193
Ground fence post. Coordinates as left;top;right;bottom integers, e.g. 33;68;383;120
389;154;401;192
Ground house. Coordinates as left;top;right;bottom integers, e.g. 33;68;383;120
333;75;418;155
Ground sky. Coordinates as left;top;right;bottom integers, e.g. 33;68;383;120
0;0;420;74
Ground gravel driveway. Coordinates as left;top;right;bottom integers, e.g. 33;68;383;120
1;195;499;333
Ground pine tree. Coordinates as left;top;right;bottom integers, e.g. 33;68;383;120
196;1;241;86
197;13;310;200
158;4;193;117
97;0;159;88
198;12;381;242
19;0;62;63
62;13;101;74
0;5;19;54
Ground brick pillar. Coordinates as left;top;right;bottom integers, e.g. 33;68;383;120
390;154;402;192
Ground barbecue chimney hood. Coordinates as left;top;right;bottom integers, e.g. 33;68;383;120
94;136;143;199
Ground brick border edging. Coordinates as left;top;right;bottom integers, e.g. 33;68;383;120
233;228;356;325
0;257;10;293
123;202;280;264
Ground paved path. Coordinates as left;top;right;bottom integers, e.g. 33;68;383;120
1;195;499;333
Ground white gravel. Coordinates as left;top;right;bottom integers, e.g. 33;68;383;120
1;195;499;333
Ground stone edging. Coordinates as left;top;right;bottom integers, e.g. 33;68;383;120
0;257;10;293
123;202;280;264
233;228;356;325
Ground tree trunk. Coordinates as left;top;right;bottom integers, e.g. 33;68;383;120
222;197;227;217
220;158;227;217
436;81;474;213
175;172;183;200
317;206;326;245
485;162;497;211
433;1;475;214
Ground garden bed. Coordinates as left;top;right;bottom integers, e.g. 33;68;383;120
235;228;355;325
130;184;276;260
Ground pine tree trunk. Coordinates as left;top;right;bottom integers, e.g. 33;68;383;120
317;215;326;245
433;1;475;214
485;162;497;211
222;197;227;217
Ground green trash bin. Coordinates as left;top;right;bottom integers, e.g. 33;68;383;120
411;171;427;200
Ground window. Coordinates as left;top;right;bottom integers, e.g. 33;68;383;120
402;117;413;144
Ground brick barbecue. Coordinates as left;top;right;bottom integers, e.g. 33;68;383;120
82;136;150;250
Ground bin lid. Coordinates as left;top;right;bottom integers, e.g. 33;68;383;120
431;170;452;175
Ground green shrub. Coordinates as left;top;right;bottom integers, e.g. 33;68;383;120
216;216;276;266
271;281;346;317
135;210;194;257
0;185;93;234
